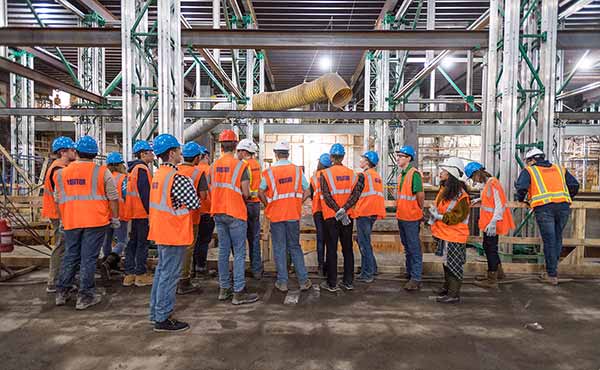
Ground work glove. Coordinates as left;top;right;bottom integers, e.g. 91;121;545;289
471;197;481;205
484;221;497;237
341;213;351;226
429;206;443;221
110;217;121;229
335;208;347;222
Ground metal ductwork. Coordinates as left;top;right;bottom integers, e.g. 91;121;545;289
183;102;233;141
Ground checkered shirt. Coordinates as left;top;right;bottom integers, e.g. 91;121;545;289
161;163;200;210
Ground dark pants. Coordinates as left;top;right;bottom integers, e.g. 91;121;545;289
313;212;326;268
57;225;108;299
194;213;215;269
534;203;571;277
356;216;377;279
398;220;423;281
125;218;149;275
246;202;262;274
324;217;354;287
483;234;501;272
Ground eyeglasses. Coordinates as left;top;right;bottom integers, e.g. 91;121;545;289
395;153;410;158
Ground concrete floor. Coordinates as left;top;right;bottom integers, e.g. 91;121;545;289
1;270;600;370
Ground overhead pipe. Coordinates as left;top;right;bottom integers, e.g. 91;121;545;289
183;102;233;141
252;73;352;110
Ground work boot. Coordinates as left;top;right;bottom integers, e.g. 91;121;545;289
252;271;263;281
474;271;498;289
299;278;313;291
404;279;422;291
176;278;201;295
100;253;121;281
122;275;135;287
275;281;288;293
55;291;69;306
434;268;450;296
539;273;559;286
232;289;259;305
218;287;233;301
135;273;154;287
75;294;102;310
154;317;190;333
497;264;505;280
443;274;462;303
46;284;57;294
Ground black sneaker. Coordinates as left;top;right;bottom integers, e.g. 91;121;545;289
75;294;102;310
356;275;374;283
153;318;190;333
55;291;69;306
319;281;340;293
436;295;460;304
232;290;259;305
340;281;354;291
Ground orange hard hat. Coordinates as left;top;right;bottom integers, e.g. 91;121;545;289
219;129;238;142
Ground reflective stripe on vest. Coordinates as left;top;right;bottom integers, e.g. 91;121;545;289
528;165;571;203
211;160;244;194
190;168;200;183
397;194;417;201
360;171;384;198
56;165;108;204
149;169;190;216
325;167;356;195
266;165;303;202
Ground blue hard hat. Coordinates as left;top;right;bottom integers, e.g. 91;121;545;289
362;151;379;166
198;145;209;155
133;140;153;154
395;145;416;160
182;142;203;158
51;136;75;153
153;134;181;156
329;143;345;156
75;135;98;155
319;153;332;168
106;152;124;165
464;161;484;178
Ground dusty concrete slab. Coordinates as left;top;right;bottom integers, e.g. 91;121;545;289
1;270;600;370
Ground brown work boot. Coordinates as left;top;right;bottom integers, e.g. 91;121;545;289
122;274;135;287
497;264;505;280
176;278;201;295
539;273;559;286
473;271;498;289
404;279;421;291
135;273;154;287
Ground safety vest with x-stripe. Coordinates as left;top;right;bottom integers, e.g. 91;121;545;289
479;177;515;235
148;165;193;246
124;163;152;220
209;153;248;221
431;188;470;244
56;161;110;230
321;165;357;220
263;163;304;222
396;167;423;221
355;168;386;219
526;164;571;208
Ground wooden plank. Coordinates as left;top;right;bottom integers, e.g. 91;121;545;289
561;208;587;265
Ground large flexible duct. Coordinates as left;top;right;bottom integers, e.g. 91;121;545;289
252;73;352;110
184;102;233;142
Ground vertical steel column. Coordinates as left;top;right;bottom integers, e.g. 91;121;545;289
376;23;390;197
158;0;183;140
539;0;560;162
363;54;371;152
0;0;6;59
426;0;436;111
212;0;221;63
499;0;520;196
257;53;265;164
195;63;202;109
466;50;473;98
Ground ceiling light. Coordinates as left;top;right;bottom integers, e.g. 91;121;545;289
319;56;332;71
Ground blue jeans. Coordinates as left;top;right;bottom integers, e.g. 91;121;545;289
534;203;571;277
246;202;262;274
149;246;185;322
271;220;309;285
57;225;108;299
102;221;128;257
215;214;247;293
125;218;149;275
313;212;326;268
398;220;423;281
356;216;377;279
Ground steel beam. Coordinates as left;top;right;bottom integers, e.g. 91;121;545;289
240;0;276;90
0;57;104;104
22;47;77;75
556;81;600;100
558;0;594;19
73;0;119;24
481;0;500;170
196;48;244;99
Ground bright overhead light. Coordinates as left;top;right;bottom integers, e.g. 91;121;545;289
579;57;595;70
319;56;332;71
441;58;453;69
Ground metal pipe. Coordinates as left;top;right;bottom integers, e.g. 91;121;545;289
557;81;600;100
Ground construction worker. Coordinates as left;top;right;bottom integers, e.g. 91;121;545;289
148;134;200;333
54;135;119;310
395;145;425;291
515;148;579;285
211;129;259;305
310;153;332;276
258;140;312;292
236;138;263;279
100;152;130;280
354;151;385;284
465;161;515;289
123;140;154;287
43;136;77;293
429;157;470;304
320;143;365;292
193;145;214;275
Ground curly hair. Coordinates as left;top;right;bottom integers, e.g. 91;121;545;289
440;175;467;201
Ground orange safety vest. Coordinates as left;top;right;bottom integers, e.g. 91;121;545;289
41;160;66;219
263;164;304;222
526;164;572;208
148;166;193;246
197;162;211;215
245;157;261;203
310;171;324;215
431;188;470;244
124;163;152;219
321;165;357;220
355;168;386;219
479;177;515;235
112;171;129;221
210;153;248;221
178;164;202;225
396;167;424;221
55;161;110;230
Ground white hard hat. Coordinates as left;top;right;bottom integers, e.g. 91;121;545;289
250;142;259;153
274;140;290;151
439;157;466;180
236;138;256;153
525;148;545;160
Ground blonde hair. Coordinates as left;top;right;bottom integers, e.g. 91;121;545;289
108;163;126;174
